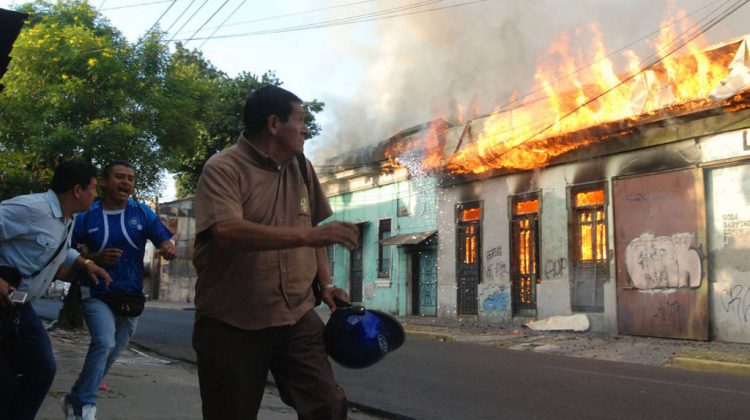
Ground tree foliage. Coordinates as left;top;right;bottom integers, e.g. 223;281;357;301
0;0;324;202
171;59;325;198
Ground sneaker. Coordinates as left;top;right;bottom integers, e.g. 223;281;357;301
81;404;96;420
60;395;77;420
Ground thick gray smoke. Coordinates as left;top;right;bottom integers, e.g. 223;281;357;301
307;0;750;162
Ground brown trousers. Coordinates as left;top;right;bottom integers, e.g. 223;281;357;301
193;309;347;420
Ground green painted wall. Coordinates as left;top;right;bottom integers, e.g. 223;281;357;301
325;174;438;315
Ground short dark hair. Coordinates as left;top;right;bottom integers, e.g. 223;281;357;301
50;160;98;194
103;160;134;179
243;85;303;135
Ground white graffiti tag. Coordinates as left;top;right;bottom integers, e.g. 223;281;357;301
624;233;702;290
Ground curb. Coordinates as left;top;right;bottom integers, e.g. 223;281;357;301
403;329;455;342
669;357;750;376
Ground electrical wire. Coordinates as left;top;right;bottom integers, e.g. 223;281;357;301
166;0;209;44
176;0;441;41
183;0;382;34
163;0;197;35
102;0;173;11
141;0;178;41
182;0;231;46
171;0;485;41
198;0;247;49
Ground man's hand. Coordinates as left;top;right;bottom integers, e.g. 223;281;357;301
313;222;360;250
91;248;123;267
0;277;14;306
322;286;350;311
157;240;178;260
78;258;113;289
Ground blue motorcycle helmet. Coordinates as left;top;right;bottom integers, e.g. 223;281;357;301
324;300;405;369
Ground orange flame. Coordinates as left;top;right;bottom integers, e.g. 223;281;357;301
384;120;449;173
445;11;738;174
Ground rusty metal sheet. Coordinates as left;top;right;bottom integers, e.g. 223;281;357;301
613;168;708;340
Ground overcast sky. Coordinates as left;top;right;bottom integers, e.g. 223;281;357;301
3;0;750;199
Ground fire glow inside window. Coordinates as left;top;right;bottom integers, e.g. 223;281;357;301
515;199;539;215
460;206;480;264
574;189;607;262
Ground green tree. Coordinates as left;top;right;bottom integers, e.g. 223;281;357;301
0;1;191;199
172;67;325;198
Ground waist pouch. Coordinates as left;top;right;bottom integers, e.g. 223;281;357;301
98;291;146;317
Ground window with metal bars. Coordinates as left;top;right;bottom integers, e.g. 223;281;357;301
570;185;608;312
457;202;481;315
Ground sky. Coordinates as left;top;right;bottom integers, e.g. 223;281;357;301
3;0;750;200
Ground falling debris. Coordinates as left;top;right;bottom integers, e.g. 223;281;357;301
523;314;590;332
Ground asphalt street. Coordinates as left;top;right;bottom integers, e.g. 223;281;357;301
33;299;750;420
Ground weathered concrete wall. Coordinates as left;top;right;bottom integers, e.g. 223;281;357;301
477;177;512;322
706;163;750;343
537;167;573;320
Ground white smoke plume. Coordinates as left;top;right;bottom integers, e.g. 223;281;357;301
307;0;750;163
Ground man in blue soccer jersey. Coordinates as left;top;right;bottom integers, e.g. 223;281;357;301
62;161;177;420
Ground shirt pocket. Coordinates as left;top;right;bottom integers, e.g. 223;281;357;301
34;233;59;260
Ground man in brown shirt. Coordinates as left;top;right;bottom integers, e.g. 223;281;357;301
192;85;359;420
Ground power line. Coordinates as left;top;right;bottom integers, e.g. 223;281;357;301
102;0;173;11
166;0;209;44
163;0;197;35
198;0;247;49
183;0;230;46
141;0;178;41
171;0;486;41
181;0;381;35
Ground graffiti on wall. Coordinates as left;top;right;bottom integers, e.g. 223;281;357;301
722;214;750;246
482;289;510;313
485;246;508;282
478;284;511;321
720;283;750;323
653;293;683;329
544;258;567;279
624;233;702;289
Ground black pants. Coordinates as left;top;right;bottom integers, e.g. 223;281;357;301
193;309;347;420
0;304;57;420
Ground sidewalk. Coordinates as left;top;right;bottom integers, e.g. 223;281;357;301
37;326;385;420
398;314;750;375
36;301;750;419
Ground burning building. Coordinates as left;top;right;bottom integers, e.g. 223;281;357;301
320;30;750;344
430;34;750;343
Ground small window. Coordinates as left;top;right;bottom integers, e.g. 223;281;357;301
514;198;539;215
573;189;607;262
377;219;391;277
